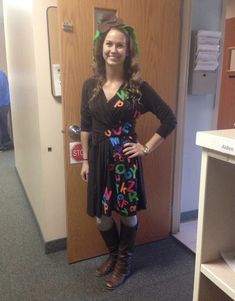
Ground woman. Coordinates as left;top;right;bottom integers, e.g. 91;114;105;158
80;14;177;290
0;70;13;151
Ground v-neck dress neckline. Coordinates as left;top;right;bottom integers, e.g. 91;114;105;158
102;83;125;103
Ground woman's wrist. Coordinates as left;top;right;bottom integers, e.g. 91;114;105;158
142;144;150;156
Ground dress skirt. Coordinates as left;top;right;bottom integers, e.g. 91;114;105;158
87;131;147;218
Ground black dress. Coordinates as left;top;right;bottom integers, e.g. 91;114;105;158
81;78;177;218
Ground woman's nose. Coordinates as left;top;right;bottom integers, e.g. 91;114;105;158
110;45;117;52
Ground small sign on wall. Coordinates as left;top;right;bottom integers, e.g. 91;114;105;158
69;142;84;164
52;64;61;96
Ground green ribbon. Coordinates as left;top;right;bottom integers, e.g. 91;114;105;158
94;30;101;40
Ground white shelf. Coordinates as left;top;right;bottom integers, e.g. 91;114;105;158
193;129;235;301
201;259;235;300
196;129;235;157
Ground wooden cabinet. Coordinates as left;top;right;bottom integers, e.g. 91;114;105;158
217;18;235;130
193;129;235;301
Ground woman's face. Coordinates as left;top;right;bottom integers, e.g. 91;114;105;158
102;28;128;67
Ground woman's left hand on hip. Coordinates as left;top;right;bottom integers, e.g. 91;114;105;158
123;142;144;158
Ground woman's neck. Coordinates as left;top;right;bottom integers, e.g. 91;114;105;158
105;65;124;83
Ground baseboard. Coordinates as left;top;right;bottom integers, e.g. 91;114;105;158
15;167;67;254
180;210;198;223
45;238;67;254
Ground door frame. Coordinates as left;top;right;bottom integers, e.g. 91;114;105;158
171;0;227;234
171;0;192;234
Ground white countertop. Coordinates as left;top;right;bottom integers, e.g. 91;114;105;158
196;129;235;156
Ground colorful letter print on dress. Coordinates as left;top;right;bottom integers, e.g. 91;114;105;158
81;78;177;218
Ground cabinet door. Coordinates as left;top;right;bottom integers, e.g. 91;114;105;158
217;17;235;130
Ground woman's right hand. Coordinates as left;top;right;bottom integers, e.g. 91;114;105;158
80;161;89;182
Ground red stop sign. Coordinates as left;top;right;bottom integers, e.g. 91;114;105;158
71;143;84;162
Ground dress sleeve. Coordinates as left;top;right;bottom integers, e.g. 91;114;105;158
80;80;92;132
139;81;177;138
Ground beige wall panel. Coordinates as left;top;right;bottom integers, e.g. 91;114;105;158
3;0;66;242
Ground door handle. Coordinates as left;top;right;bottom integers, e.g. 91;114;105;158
68;125;81;141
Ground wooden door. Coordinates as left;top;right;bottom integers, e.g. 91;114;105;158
217;17;235;129
58;0;181;263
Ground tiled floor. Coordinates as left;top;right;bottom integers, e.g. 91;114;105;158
173;220;198;253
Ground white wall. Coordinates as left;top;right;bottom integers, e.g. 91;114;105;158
3;0;66;242
180;0;223;213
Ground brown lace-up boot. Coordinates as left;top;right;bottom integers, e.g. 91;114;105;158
105;223;137;289
96;221;119;277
